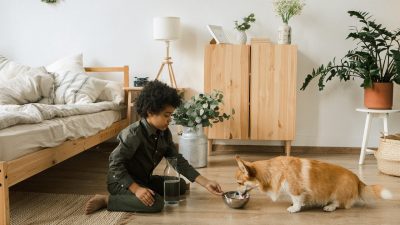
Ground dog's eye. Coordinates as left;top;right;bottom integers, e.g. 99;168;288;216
237;180;244;185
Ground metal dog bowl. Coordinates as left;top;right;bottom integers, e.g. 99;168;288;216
222;191;250;209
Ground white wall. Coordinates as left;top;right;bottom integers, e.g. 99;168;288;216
1;0;400;147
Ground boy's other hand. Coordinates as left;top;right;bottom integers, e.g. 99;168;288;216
135;187;155;206
130;182;155;206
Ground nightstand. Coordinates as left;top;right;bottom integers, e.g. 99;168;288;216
124;87;185;124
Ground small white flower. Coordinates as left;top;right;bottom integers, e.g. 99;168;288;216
273;0;305;23
195;117;202;123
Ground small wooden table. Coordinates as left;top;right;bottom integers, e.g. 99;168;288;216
356;108;400;165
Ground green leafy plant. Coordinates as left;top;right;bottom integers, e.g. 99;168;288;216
301;11;400;91
172;90;234;128
234;13;256;31
42;0;57;3
273;0;305;24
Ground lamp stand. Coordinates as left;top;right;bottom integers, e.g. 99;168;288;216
155;41;177;88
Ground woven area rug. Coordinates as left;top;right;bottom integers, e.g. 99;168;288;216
10;192;127;225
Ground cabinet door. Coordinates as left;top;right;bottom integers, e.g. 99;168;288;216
250;43;297;140
204;44;250;140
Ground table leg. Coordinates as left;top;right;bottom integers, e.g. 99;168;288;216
383;113;389;136
359;113;372;165
207;139;213;156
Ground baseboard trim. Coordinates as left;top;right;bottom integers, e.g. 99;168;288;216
98;141;363;155
211;145;362;155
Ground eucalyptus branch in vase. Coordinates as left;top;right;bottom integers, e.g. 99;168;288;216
234;13;256;44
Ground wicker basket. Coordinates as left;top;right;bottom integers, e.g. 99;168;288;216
375;134;400;177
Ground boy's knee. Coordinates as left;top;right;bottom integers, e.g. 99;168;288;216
150;195;164;212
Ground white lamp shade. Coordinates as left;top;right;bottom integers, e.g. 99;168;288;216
153;17;180;41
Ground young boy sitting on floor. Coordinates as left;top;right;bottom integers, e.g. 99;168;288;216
85;80;223;214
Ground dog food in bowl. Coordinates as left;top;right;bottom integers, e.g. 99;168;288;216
222;191;250;209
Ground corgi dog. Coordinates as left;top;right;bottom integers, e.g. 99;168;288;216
235;156;393;213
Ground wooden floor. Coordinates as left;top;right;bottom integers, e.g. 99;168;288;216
11;144;400;225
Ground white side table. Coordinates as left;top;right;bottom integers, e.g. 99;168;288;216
356;108;400;165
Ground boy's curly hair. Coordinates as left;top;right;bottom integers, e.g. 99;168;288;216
135;80;182;118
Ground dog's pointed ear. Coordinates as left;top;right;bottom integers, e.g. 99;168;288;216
235;155;252;177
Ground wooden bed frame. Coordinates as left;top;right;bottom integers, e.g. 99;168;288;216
0;66;131;225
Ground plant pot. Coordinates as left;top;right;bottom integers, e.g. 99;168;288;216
178;126;208;168
236;31;247;44
278;23;291;44
364;82;393;109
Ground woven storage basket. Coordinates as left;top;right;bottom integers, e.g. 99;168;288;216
375;134;400;176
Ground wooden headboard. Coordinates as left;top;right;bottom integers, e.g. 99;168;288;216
84;65;130;120
84;66;129;87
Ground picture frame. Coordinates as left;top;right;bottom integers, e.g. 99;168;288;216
206;25;230;44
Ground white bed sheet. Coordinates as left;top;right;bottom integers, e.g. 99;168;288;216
0;110;120;161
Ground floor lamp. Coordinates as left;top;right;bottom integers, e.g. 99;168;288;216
153;17;180;88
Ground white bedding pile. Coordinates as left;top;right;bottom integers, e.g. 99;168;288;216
0;53;125;130
0;101;120;130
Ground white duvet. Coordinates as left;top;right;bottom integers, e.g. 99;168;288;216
0;101;120;130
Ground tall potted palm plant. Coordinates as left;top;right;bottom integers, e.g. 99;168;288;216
301;11;400;109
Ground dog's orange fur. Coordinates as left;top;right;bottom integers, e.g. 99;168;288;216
235;156;392;213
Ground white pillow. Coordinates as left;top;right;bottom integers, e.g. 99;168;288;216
46;53;85;74
0;70;55;105
0;74;42;105
0;55;47;82
54;71;107;104
97;81;124;104
23;70;55;101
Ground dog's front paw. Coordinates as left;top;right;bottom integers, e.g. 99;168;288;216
323;204;337;212
287;206;301;213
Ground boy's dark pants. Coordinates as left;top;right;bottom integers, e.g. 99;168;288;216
107;175;187;213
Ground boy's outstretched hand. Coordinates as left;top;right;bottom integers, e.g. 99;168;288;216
195;175;223;195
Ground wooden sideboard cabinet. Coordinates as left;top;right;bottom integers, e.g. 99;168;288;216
204;42;297;155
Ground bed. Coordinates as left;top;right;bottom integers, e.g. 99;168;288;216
0;66;130;225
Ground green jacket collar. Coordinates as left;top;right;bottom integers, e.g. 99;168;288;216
141;118;159;137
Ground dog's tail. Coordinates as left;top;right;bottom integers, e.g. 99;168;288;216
359;182;393;202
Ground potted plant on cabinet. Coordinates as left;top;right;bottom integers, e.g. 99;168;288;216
301;11;400;109
234;13;256;44
273;0;305;44
172;90;233;168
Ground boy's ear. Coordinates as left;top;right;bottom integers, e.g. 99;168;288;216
235;155;254;177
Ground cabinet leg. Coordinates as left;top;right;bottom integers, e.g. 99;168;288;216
0;162;10;225
285;141;291;156
208;139;213;156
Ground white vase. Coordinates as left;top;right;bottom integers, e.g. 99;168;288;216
179;126;208;168
278;23;291;44
236;31;247;44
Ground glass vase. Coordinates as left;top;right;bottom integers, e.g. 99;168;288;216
163;157;180;205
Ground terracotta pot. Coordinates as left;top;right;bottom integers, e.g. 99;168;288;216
364;82;393;109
